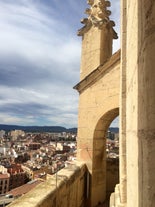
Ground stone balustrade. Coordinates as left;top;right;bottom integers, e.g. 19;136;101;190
7;161;87;207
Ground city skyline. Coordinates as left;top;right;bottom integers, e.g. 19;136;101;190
0;0;120;128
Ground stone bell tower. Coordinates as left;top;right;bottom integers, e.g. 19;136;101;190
78;0;118;80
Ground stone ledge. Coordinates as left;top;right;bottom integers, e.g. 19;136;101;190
73;49;120;93
8;161;86;207
110;184;126;207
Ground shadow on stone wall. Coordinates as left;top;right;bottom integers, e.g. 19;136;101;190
106;158;119;198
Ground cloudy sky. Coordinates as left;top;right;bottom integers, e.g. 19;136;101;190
0;0;120;128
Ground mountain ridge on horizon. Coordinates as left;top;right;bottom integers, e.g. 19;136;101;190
0;124;119;133
0;124;76;133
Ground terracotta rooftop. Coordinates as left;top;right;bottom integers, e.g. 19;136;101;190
7;179;44;197
0;173;10;179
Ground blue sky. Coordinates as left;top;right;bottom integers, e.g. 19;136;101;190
0;0;120;128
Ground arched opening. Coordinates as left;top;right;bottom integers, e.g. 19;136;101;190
91;108;119;206
106;116;119;203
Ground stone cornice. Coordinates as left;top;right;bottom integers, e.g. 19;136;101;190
77;0;118;39
73;49;120;93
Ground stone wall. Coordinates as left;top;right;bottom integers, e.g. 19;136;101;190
75;50;120;206
7;161;87;207
106;158;119;198
125;0;155;206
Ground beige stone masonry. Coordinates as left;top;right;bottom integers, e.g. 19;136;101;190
74;49;120;93
76;48;120;206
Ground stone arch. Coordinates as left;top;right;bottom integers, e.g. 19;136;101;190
91;108;119;205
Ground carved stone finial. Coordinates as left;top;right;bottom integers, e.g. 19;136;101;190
87;0;94;5
77;0;117;38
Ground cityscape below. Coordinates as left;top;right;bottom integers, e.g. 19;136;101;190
0;126;119;206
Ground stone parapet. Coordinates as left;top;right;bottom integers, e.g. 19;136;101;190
7;161;87;207
110;184;126;207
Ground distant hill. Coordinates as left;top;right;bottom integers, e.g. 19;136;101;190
0;124;118;134
0;124;77;133
109;127;119;133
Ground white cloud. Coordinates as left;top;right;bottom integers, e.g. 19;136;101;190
0;0;120;128
0;113;36;125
